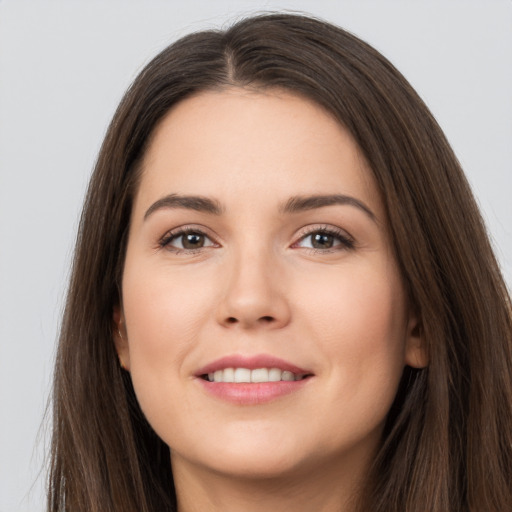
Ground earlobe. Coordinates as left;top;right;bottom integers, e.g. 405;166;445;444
113;305;130;371
404;313;429;369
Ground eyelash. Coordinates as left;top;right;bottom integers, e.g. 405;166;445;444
158;227;217;254
158;225;355;254
294;225;355;253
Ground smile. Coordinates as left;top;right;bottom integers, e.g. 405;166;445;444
204;367;310;383
195;354;314;404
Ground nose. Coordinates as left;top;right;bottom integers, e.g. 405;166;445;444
215;247;291;330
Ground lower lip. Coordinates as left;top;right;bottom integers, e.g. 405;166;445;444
197;378;311;405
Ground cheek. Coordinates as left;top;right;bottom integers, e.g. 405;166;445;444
120;263;219;440
298;261;408;391
295;264;408;448
121;263;216;373
300;258;406;335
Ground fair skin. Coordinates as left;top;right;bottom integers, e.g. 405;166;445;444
115;88;426;512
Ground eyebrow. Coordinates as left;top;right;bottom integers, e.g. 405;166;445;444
280;194;376;221
144;194;224;220
143;193;376;222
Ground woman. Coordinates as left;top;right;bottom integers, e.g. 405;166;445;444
48;13;512;512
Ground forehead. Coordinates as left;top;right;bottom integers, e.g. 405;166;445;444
136;87;381;216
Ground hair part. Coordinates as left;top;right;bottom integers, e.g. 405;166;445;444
49;12;512;512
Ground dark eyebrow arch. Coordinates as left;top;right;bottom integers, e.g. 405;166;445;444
144;194;224;220
280;194;376;222
144;193;375;222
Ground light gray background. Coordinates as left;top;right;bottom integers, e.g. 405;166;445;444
1;1;511;510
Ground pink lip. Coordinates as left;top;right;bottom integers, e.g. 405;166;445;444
195;354;313;405
195;354;311;376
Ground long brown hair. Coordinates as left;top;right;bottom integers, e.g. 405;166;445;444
48;13;512;512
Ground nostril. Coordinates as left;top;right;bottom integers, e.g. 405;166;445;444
223;315;278;327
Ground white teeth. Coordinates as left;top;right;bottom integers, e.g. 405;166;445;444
207;367;306;383
281;370;295;381
268;368;282;381
223;367;235;382
234;368;251;383
251;368;269;383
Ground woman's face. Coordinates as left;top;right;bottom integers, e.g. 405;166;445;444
116;88;425;482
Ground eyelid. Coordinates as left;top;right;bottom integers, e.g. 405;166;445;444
158;224;220;252
156;223;355;254
292;224;356;251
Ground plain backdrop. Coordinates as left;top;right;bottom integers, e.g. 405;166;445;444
0;1;511;510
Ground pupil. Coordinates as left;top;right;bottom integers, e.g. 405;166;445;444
313;233;333;248
183;233;204;249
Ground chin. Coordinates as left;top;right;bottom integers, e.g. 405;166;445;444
195;452;304;480
170;430;310;480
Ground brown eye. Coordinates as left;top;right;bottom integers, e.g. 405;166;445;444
160;229;216;251
181;233;206;249
311;233;335;249
295;228;355;251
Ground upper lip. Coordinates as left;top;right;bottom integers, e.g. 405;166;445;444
195;354;312;377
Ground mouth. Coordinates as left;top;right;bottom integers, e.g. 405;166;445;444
200;367;312;383
195;354;314;404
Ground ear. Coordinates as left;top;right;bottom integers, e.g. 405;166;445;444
404;309;428;369
113;305;130;371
